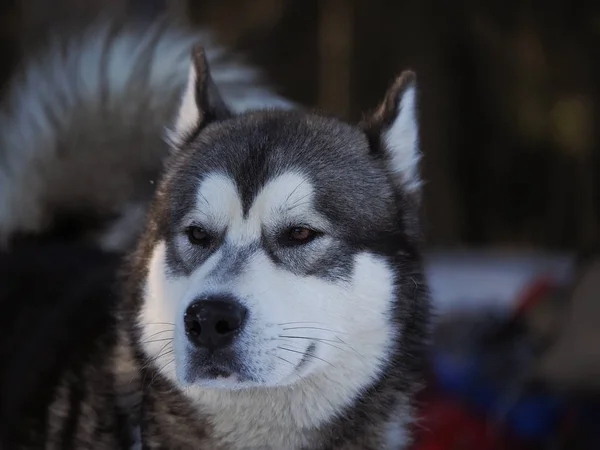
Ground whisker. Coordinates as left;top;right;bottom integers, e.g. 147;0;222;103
329;336;363;358
140;342;173;369
198;192;210;207
149;358;175;387
278;346;335;368
143;338;173;344
277;346;306;357
146;322;175;326
273;355;308;384
287;197;311;211
155;340;172;356
279;335;343;344
157;349;174;360
281;338;350;355
142;329;174;341
277;321;328;326
282;326;347;334
141;349;174;372
141;350;172;369
276;336;365;359
274;354;296;368
285;200;312;213
284;179;307;206
157;358;175;374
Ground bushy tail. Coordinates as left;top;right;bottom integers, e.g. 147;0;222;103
0;18;293;251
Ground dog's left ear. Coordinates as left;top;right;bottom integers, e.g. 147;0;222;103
361;71;421;197
169;44;232;147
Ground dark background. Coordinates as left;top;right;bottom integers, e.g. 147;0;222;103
1;0;597;251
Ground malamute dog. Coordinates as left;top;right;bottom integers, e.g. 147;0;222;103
0;20;430;450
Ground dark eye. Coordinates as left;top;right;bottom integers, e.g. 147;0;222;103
186;226;210;246
284;226;320;246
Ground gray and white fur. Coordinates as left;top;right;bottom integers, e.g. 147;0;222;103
0;18;292;251
0;18;430;450
126;47;430;449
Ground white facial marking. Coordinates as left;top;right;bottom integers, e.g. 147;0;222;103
141;237;399;449
383;85;421;192
140;170;404;448
139;242;180;383
186;171;326;247
188;173;243;233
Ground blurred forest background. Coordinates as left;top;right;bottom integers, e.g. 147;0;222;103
0;0;597;251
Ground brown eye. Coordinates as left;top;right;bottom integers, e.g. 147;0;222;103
186;226;210;246
285;226;320;246
289;227;312;241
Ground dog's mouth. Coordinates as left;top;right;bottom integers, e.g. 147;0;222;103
183;347;246;384
182;341;319;387
202;365;234;379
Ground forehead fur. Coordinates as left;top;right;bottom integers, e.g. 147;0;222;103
187;171;324;232
162;110;400;235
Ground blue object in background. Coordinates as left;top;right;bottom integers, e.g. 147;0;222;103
432;351;564;440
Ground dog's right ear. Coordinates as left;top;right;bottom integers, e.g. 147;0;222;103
168;45;232;147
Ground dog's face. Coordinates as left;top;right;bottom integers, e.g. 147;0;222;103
139;47;422;391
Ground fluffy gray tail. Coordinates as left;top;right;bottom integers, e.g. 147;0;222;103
0;18;292;251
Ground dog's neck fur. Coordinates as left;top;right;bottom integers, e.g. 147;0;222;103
116;312;411;450
179;345;405;449
133;352;410;450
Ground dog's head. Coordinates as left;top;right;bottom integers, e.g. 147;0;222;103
137;46;424;391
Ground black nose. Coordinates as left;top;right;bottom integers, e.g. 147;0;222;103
184;296;247;350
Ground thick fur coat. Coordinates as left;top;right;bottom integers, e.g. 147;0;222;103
0;19;430;450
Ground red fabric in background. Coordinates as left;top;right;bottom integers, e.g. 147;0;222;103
413;398;508;450
412;391;536;450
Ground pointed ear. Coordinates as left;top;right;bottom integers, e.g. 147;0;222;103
362;71;421;196
169;45;232;147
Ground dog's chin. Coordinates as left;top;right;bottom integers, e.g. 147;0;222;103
177;360;314;391
192;370;244;389
192;368;310;390
180;362;247;389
